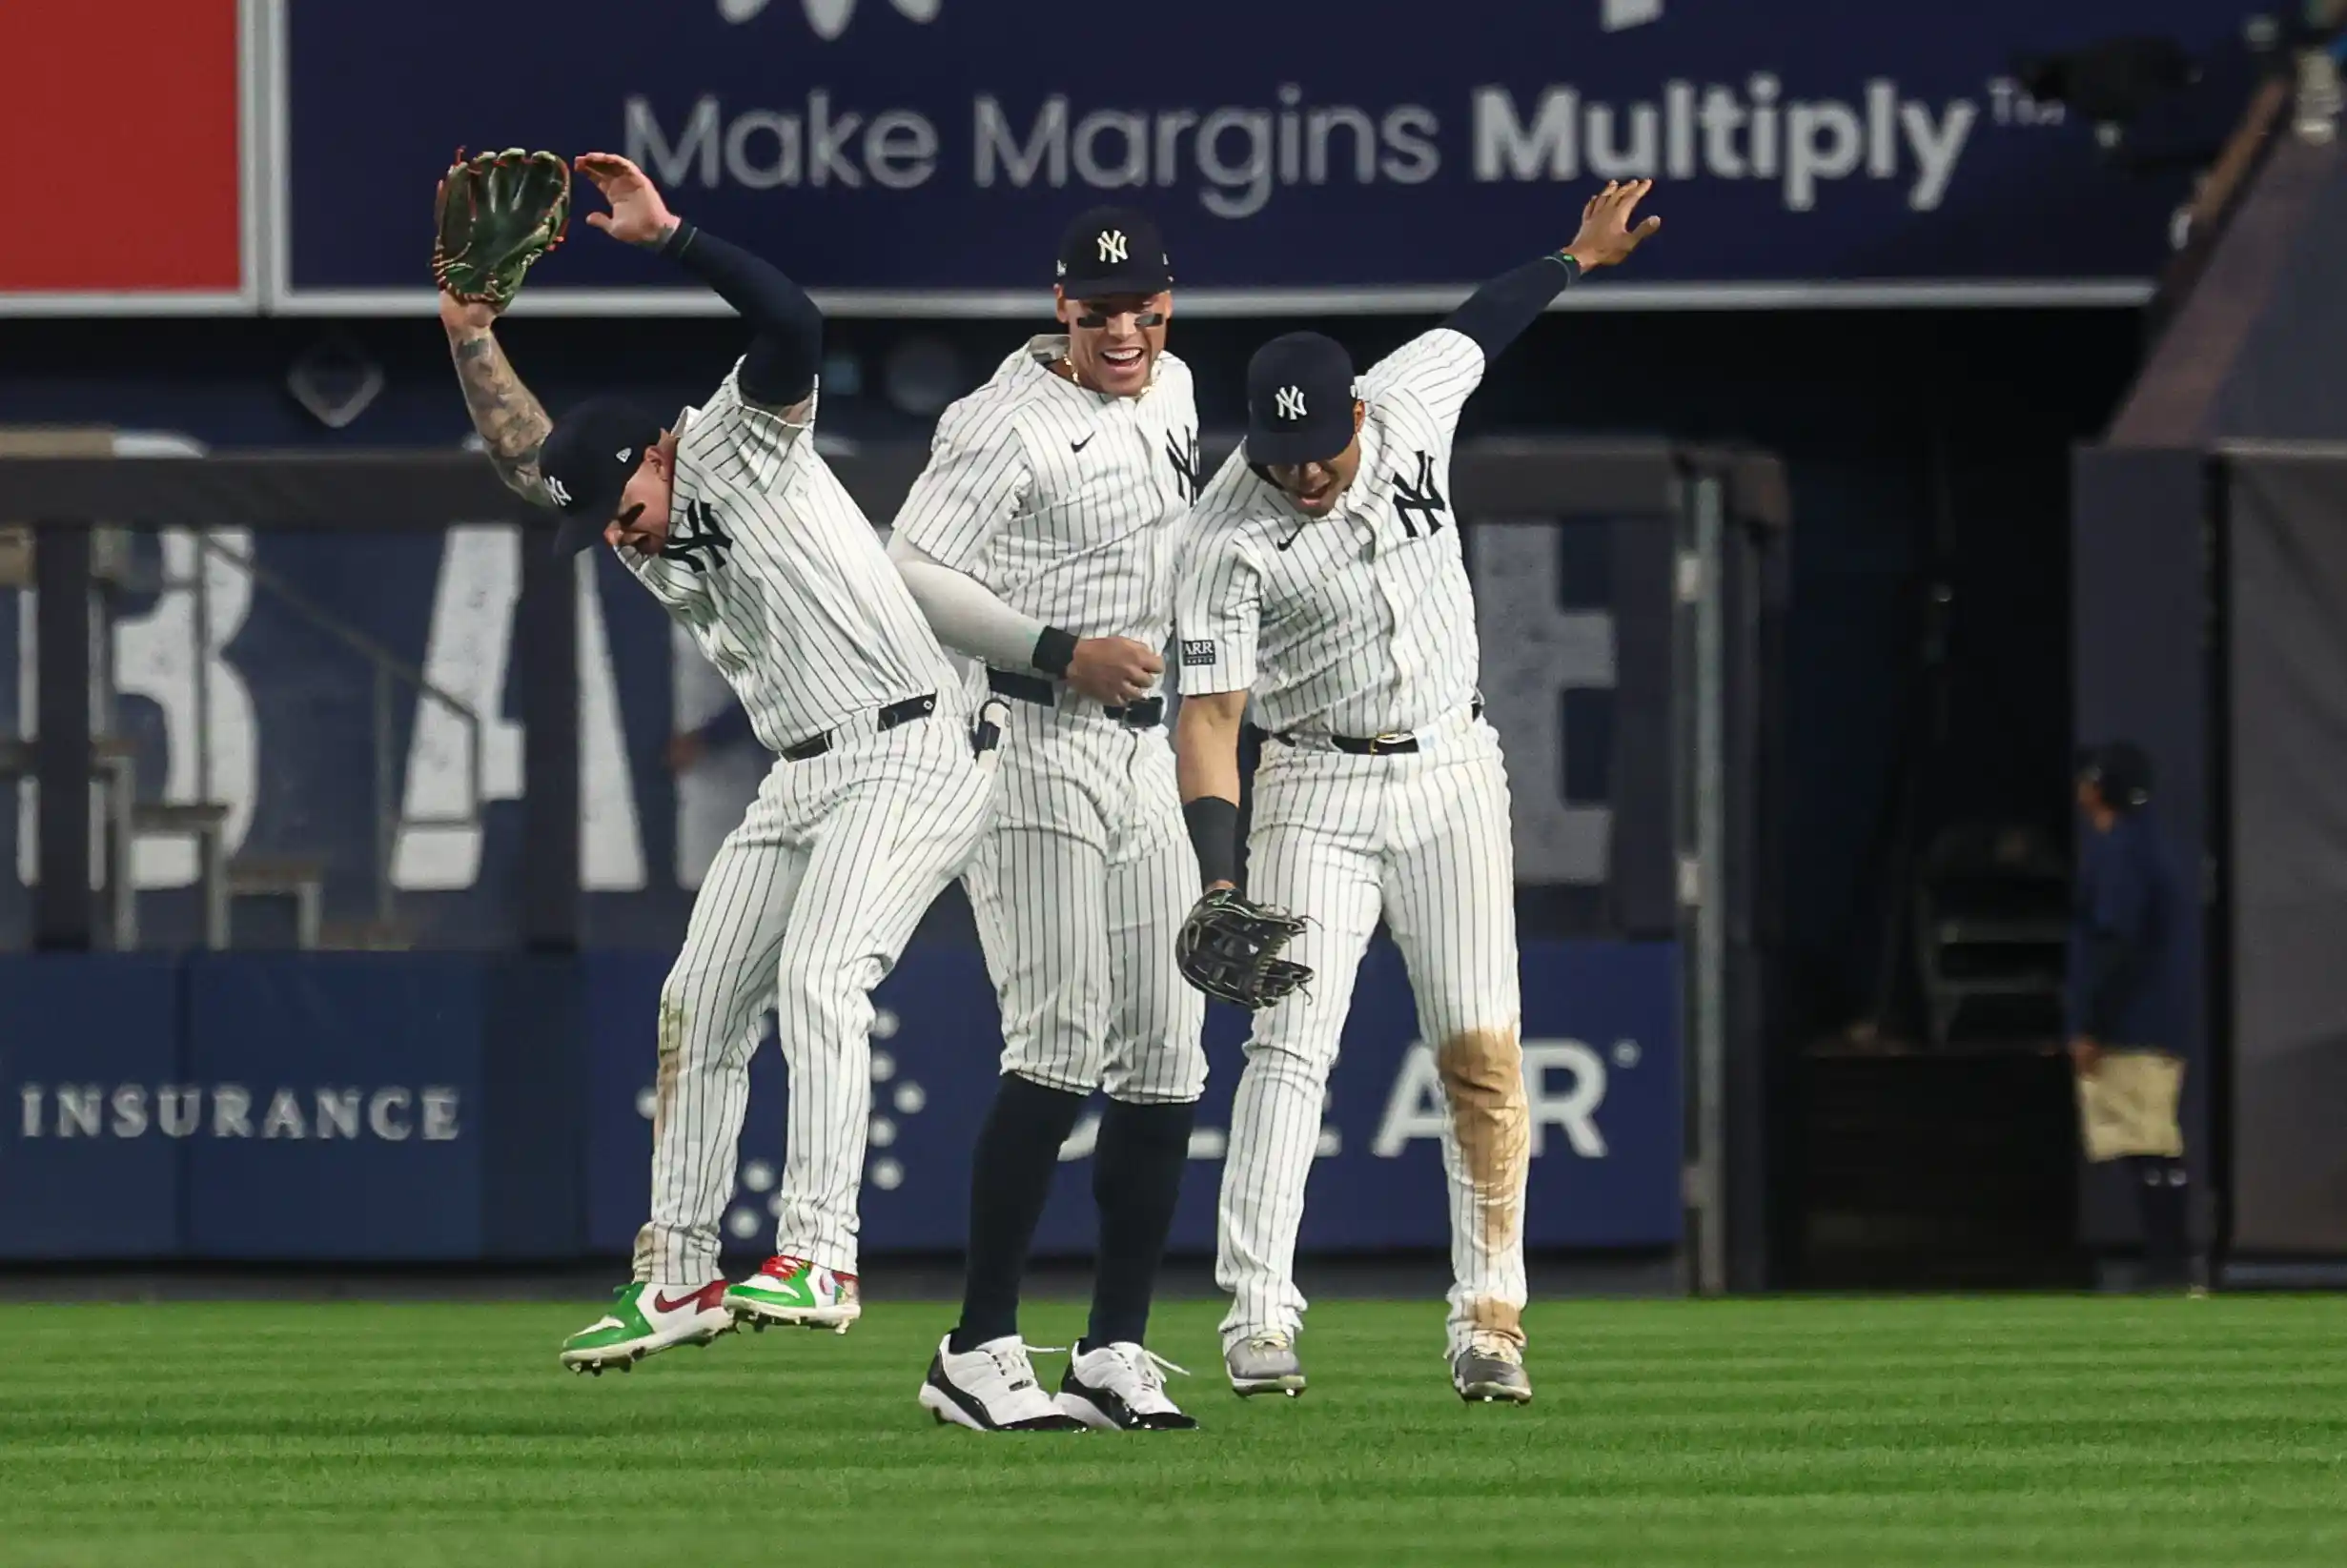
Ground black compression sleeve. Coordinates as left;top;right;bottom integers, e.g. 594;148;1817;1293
1439;254;1582;360
1032;626;1078;678
660;220;821;406
1183;797;1241;888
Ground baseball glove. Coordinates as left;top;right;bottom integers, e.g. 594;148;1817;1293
433;148;572;310
1176;888;1313;1009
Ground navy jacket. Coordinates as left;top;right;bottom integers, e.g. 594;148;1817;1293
2065;810;2186;1052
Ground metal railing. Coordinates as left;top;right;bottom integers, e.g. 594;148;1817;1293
176;532;488;933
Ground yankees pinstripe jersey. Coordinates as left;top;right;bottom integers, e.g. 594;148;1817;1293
893;336;1201;650
1175;328;1485;739
622;360;958;751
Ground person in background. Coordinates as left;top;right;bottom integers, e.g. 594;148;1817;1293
2069;742;2194;1291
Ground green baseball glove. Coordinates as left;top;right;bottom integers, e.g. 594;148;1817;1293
432;148;572;311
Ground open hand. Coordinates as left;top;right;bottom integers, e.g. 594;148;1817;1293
575;153;679;248
1566;179;1663;269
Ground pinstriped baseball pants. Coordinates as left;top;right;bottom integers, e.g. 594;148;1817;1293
1216;716;1527;1356
634;714;991;1285
965;704;1208;1104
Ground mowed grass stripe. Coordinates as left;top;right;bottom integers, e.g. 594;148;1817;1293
3;1296;2343;1566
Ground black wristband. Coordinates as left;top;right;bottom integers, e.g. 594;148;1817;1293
1032;625;1079;679
1183;797;1241;888
659;219;699;258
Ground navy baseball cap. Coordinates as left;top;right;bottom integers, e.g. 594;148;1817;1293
1245;332;1359;467
541;397;666;556
1055;205;1173;296
2077;741;2153;808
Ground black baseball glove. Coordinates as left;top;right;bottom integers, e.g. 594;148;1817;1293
1176;888;1313;1009
433;148;572;310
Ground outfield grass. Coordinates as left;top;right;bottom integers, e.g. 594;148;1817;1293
3;1294;2344;1566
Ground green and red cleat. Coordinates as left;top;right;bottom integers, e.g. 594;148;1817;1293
559;1280;733;1375
725;1255;861;1334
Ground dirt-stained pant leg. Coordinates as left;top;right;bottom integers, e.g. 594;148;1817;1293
636;764;809;1285
1214;745;1383;1346
1380;733;1527;1355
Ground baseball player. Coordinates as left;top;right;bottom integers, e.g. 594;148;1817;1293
439;152;992;1374
1173;181;1663;1403
888;207;1206;1432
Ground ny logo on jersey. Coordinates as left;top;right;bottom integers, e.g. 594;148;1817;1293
1165;429;1201;502
1392;450;1449;539
1275;385;1308;420
1097;230;1129;264
664;498;735;574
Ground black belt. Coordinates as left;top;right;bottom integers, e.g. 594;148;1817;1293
987;668;1165;729
779;693;937;762
1274;699;1483;756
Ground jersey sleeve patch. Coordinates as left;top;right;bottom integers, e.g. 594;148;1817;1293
1181;639;1217;667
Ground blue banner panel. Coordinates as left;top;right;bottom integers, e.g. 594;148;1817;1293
282;0;2235;307
182;955;488;1260
588;938;1679;1258
0;956;184;1259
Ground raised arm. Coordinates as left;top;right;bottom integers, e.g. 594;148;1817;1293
441;293;554;503
1439;179;1663;361
575;153;820;412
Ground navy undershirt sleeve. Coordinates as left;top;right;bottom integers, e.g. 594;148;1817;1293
1439;254;1582;360
660;220;822;406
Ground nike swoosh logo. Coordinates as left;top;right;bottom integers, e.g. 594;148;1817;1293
1071;435;1094;452
652;1288;707;1313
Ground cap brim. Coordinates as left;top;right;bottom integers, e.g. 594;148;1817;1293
552;516;604;558
1247;423;1351;467
1058;267;1173;297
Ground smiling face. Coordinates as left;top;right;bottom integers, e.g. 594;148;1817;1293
1056;288;1171;397
602;434;678;554
1262;401;1368;517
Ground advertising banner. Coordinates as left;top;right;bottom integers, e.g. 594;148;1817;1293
276;0;2238;312
0;955;185;1258
0;955;562;1261
0;2;248;314
0;940;1676;1260
585;939;1683;1256
181;955;487;1260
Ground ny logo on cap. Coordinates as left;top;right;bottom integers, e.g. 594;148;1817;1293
1275;386;1308;420
1097;230;1129;264
544;476;573;506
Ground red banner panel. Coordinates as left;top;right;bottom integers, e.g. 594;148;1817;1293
3;2;242;294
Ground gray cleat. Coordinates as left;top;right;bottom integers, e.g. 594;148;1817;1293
1224;1331;1307;1397
1450;1334;1533;1404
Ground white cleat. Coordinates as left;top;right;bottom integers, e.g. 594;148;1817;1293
1056;1342;1198;1430
919;1335;1088;1432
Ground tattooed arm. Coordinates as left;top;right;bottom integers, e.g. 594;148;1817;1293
439;293;554;502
